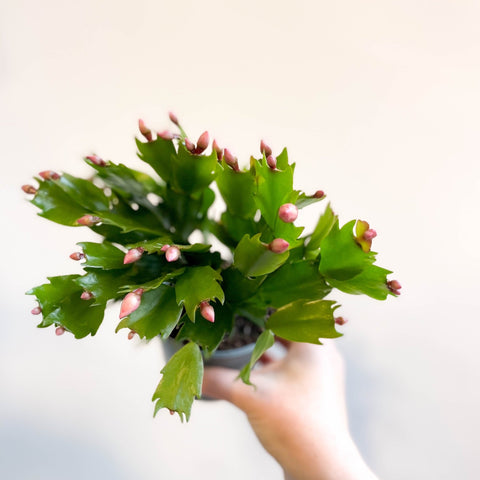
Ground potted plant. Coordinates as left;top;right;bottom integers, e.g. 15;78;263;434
23;113;401;421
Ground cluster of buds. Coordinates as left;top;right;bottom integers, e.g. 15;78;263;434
184;131;210;155
119;288;144;319
39;170;60;181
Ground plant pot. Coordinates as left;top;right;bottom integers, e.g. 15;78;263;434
162;337;255;369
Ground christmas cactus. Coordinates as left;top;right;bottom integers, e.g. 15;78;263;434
24;113;401;421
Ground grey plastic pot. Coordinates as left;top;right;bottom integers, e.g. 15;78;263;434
162;337;255;369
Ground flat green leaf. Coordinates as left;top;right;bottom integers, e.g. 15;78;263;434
117;269;185;294
258;261;331;308
75;269;130;305
266;299;341;344
27;275;105;338
319;220;375;281
116;285;183;339
176;304;235;356
77;242;128;270
175;266;225;321
171;144;218;194
127;237;210;254
152;342;203;421
234;234;289;277
31;180;88;226
56;173;110;212
305;203;337;259
238;329;275;385
216;163;256;218
327;264;394;300
220;211;259;243
136;137;176;183
221;267;265;304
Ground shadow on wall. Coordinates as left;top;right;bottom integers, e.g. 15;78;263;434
0;416;128;480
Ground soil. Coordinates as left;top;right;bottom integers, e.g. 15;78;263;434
217;316;262;350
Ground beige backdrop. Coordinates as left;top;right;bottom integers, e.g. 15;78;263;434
1;1;479;479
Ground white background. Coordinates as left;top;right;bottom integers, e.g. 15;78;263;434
1;1;479;479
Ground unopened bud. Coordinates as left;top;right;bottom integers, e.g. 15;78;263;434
127;330;136;340
69;252;85;261
165;246;180;262
55;326;65;336
335;316;348;326
123;247;144;264
169;111;180;126
224;148;239;171
80;291;94;301
278;203;298;223
313;190;325;198
199;301;215;323
268;238;289;254
363;229;377;241
39;170;60;181
194;131;209;154
184;138;195;153
22;185;37;194
160;244;170;252
76;215;101;226
169;409;175;416
119;289;144;319
266;155;277;170
157;130;174;140
260;139;272;157
86;155;106;166
387;280;402;295
212;139;223;161
31;306;42;315
138;119;153;142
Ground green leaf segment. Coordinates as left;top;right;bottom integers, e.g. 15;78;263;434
25;117;400;421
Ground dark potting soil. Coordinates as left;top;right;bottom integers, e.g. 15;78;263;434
217;316;262;350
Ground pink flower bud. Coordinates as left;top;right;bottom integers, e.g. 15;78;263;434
39;170;60;180
278;203;298;223
268;238;289;253
160;244;170;252
363;229;377;241
22;185;37;194
195;131;209;154
157;130;174;140
80;291;94;301
199;301;215;323
31;306;42;315
169;111;180;126
119;289;144;319
212;139;223;161
387;280;402;295
86;155;106;166
127;330;136;340
76;215;101;226
260;139;272;157
335;316;348;326
55;326;65;336
313;190;325;198
69;252;85;261
224;148;239;171
266;155;277;170
165;246;180;262
138;119;153;142
123;247;144;264
184;138;195;153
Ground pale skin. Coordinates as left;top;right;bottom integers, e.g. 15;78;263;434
202;340;379;480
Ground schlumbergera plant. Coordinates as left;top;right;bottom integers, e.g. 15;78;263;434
23;113;401;421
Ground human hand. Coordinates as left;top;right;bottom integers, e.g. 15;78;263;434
202;340;378;480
